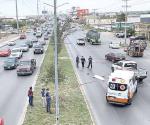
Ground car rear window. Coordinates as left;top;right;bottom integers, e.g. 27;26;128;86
19;61;30;66
109;82;127;91
124;63;137;69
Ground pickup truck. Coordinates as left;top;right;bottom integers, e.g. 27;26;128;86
111;60;147;83
17;59;36;76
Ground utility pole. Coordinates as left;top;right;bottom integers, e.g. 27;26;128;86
93;9;97;24
122;0;130;45
37;0;39;24
54;0;59;125
15;0;19;34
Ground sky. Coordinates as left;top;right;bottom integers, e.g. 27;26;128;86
0;0;150;17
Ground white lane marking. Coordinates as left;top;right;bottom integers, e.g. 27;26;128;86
17;41;49;125
93;75;105;81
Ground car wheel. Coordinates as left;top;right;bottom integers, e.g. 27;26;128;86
105;56;108;60
135;87;137;93
128;98;132;105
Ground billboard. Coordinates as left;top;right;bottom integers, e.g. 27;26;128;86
77;9;89;17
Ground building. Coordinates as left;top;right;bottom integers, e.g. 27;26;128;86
140;14;150;23
127;15;140;23
135;23;150;40
134;14;150;40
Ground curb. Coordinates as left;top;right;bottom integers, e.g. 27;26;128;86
17;41;50;125
64;40;96;125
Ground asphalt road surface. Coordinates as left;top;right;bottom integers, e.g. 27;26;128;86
65;28;150;125
0;32;49;125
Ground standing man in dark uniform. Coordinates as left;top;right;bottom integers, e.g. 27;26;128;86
87;56;93;69
76;56;79;68
81;56;86;68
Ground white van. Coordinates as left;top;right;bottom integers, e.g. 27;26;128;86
106;70;138;105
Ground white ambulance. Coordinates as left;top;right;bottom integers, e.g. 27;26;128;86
106;70;138;105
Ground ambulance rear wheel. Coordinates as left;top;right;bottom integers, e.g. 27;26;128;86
128;98;132;105
135;87;137;93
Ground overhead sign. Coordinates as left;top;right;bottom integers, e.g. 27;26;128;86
42;10;48;14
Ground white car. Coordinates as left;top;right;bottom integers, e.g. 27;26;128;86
20;44;29;52
77;38;85;45
111;60;137;72
8;41;16;46
10;48;23;59
109;42;120;49
36;31;42;37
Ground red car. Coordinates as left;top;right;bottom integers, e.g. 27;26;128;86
0;49;11;57
20;34;26;39
105;52;126;62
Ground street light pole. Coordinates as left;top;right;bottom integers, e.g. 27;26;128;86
54;0;59;125
37;0;39;23
15;0;19;34
123;0;129;45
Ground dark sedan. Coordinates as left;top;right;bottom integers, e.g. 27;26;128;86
105;52;126;62
3;57;18;70
33;44;44;54
44;35;49;40
25;40;33;48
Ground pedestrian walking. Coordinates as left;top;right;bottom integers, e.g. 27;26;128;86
41;88;46;107
81;56;86;68
46;92;51;113
87;56;93;69
28;87;33;106
76;56;80;68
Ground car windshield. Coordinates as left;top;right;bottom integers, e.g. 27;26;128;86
11;53;18;56
115;53;124;56
78;38;84;41
12;49;20;53
21;44;27;47
4;60;14;64
19;61;30;66
34;45;42;48
26;41;31;43
124;63;137;69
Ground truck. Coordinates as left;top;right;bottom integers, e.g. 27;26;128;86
111;60;147;83
86;30;101;45
126;40;145;57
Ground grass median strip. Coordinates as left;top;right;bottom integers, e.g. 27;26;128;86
23;43;93;125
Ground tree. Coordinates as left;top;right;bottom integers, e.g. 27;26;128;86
116;13;125;22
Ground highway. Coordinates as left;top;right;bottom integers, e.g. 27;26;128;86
0;32;48;125
65;28;150;125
